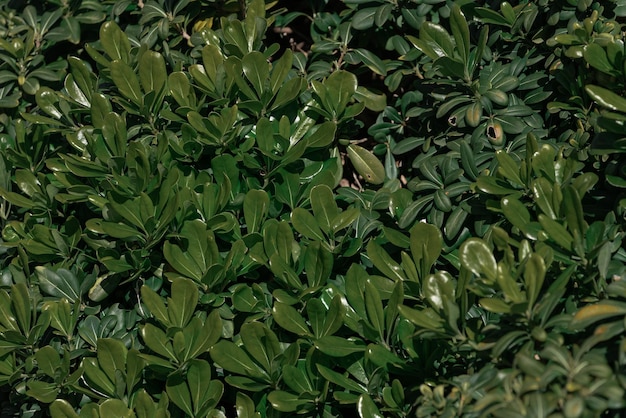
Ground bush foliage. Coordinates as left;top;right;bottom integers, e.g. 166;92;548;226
1;0;626;416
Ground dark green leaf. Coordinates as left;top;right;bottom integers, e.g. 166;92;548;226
139;51;167;93
244;189;269;234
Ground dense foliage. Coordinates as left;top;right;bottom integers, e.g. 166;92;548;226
1;0;626;416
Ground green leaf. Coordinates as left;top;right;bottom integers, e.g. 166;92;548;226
562;186;586;238
423;271;455;312
584;44;618;76
317;364;366;393
355;86;387;112
272;302;312;337
347;144;385;185
210;341;266;379
409;222;442;279
501;196;534;237
282;364;314;394
352;7;377;30
169;72;191;106
240;322;279;373
450;4;470;66
586;84;626;113
100;21;130;62
524;253;546;308
571;300;626;329
496;150;523;186
267;390;311;412
35;346;61;378
12;283;31;334
310;185;338;234
167;373;193;417
460;238;497;283
315;336;366;356
168;278;199;329
398;305;445;332
291;208;326;241
421;22;454;57
270;49;293;95
332;207;360;233
83;357;116;396
110;60;142;105
357;394;383;418
304;242;333;289
91;93;112;129
365;281;385;339
244;189;269;234
476;176;519;195
538;215;573;251
366;343;405;370
236;392;260;418
478;298;511;313
26;380;58;404
532;178;557;219
50;400;79;418
187;359;223;416
325;70;357;117
141;285;170;327
352;49;387;76
140;323;177;361
36;88;62;119
242;51;269;99
366;241;406;281
134;390;158;418
97;338;128;384
271;77;305;110
139;51;167;93
305;121;336;148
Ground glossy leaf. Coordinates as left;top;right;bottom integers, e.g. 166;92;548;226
139;51;167;93
210;341;267;379
347;144;385;185
244;189;269;234
460;238;497;283
409;222;442;279
586;84;626;113
100;21;130;62
272;302;312;337
168;278;198;329
111;60;142;105
325;70;357;117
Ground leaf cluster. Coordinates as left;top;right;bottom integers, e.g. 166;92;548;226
1;0;626;417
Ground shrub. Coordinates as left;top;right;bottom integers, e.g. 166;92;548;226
1;0;626;416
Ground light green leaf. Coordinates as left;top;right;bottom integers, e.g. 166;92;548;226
100;21;130;62
347;144;385;185
586;84;626;113
97;338;128;384
50;399;79;418
110;60;142;105
460;238;497;283
242;51;269;99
